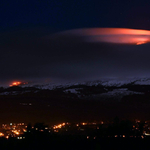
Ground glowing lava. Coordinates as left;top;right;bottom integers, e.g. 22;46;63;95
10;82;21;86
9;81;28;87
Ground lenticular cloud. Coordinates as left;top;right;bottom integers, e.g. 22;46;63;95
60;28;150;45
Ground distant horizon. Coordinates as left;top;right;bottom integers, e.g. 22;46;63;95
2;76;150;87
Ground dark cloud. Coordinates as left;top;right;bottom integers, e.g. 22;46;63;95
1;28;150;85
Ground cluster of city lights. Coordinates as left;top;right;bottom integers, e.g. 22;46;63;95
12;130;20;135
0;123;26;139
77;122;103;126
53;123;66;129
0;121;150;140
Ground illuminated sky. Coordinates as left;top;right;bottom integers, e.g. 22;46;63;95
1;0;150;85
60;28;150;45
1;0;150;124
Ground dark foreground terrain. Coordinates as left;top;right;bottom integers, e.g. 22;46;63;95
0;119;150;150
0;80;150;149
0;136;150;150
0;80;150;124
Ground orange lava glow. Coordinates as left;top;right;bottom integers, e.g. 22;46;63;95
68;28;150;45
9;81;28;87
9;82;21;86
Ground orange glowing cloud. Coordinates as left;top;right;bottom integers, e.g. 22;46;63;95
62;28;150;45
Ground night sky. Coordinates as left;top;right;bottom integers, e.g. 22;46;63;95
1;0;150;86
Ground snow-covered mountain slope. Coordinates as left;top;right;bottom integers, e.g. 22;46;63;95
1;78;150;101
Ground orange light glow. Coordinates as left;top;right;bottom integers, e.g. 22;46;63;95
65;28;150;45
136;41;147;45
53;123;66;129
84;28;150;36
9;81;28;87
0;133;4;136
23;129;27;132
12;130;20;135
141;135;144;139
82;123;87;125
9;81;21;87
